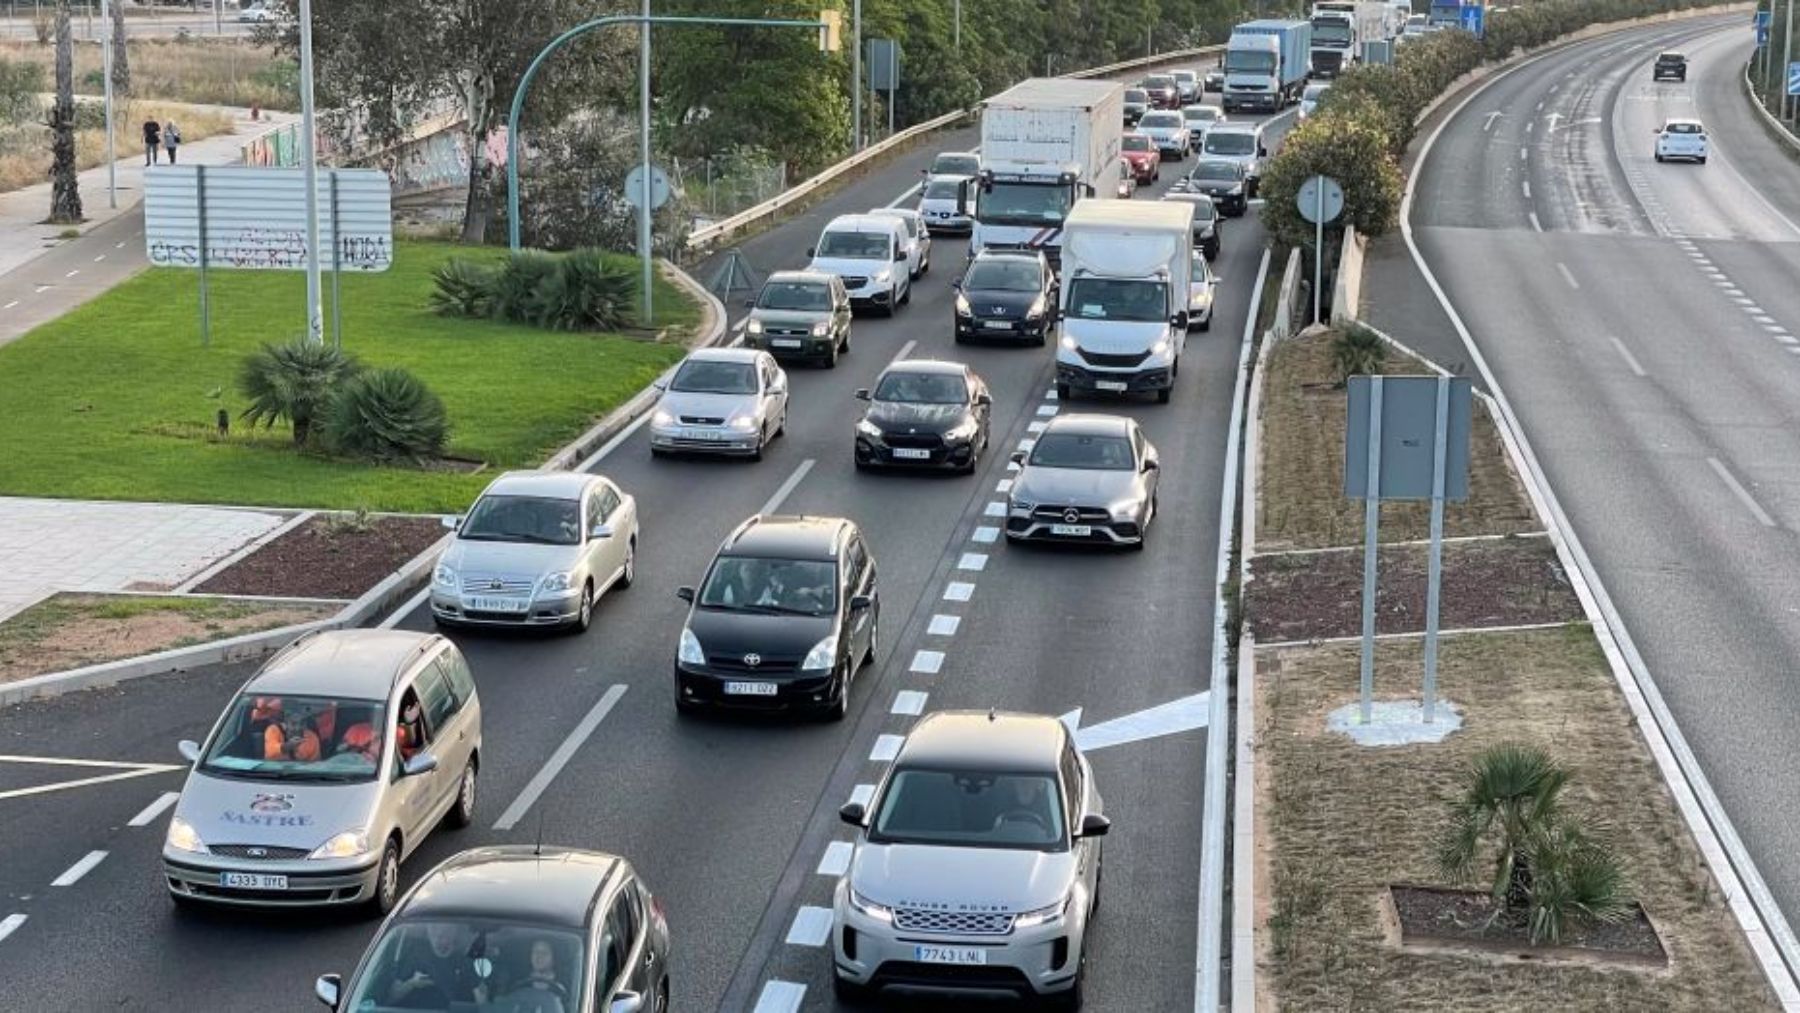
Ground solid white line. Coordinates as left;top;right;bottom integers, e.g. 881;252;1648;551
0;767;177;801
751;981;805;1013
848;784;875;808
909;650;944;674
0;914;23;944
886;339;917;368
927;614;961;636
493;684;627;831
817;841;853;877
971;526;999;544
127;791;180;827
943;581;974;602
378;587;430;629
1708;457;1777;528
574;408;654;471
759;458;815;516
892;690;928;715
51;850;107;887
1522;181;1531;199
870;734;904;762
956;552;987;571
1607;337;1647;377
1529;212;1543;232
1556;262;1579;289
785;906;834;946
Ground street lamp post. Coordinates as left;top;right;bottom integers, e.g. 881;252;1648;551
852;0;862;150
297;0;323;344
101;0;114;208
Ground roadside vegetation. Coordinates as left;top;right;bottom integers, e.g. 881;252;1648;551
0;38;298;110
0;69;235;193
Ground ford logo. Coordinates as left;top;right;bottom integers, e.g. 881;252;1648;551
743;653;762;667
246;847;267;858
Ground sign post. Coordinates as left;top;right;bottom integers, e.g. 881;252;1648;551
1296;175;1344;326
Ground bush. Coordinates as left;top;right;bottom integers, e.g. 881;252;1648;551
526;249;639;331
490;251;562;325
1260;108;1404;249
1331;325;1386;383
238;338;362;446
429;258;498;319
324;367;449;462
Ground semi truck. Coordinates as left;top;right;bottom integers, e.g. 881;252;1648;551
1310;1;1389;76
1054;200;1194;404
971;78;1124;262
1223;20;1313;113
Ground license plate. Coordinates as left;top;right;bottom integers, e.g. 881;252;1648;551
983;320;1014;330
914;945;988;966
724;681;778;696
771;338;803;349
679;428;725;441
221;872;288;890
467;596;527;613
1095;380;1129;392
892;448;932;460
1050;524;1093;536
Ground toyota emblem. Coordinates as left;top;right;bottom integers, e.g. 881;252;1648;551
743;653;762;667
1063;508;1082;524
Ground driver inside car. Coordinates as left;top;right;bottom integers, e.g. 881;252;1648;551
385;923;488;1009
497;937;568;1013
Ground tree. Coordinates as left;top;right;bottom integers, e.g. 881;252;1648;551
109;0;130;95
47;0;80;226
1258;107;1403;251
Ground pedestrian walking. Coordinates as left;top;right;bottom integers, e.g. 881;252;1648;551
142;119;161;166
163;121;181;164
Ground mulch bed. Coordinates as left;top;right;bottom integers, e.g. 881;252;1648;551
1390;885;1667;966
1247;536;1584;642
194;514;446;600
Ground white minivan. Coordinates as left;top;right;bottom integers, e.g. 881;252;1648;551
807;214;913;317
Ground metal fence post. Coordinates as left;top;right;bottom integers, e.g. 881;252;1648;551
329;170;343;348
1358;375;1383;724
195;166;211;348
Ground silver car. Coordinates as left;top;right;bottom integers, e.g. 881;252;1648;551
1005;414;1161;549
867;206;932;280
163;629;482;914
431;470;639;633
648;347;790;459
832;711;1108;1006
1188;249;1216;332
917;173;974;234
1136;110;1191;160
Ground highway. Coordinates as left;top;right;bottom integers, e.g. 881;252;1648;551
1370;12;1800;940
0;79;1294;1013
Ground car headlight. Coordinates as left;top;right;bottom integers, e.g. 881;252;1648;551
811;321;831;337
728;414;758;431
955;292;972;317
848;887;894;923
1014;895;1072;928
1109;497;1145;521
944;419;979;442
874;269;893;284
433;562;457;588
746;318;764;335
1152;339;1170;356
540;571;575;593
653;408;675;428
856;418;884;439
1060;334;1078;351
166;816;208;855
1010;497;1035;513
1026;296;1047;320
801;635;839;671
308;829;372;860
678;627;705;666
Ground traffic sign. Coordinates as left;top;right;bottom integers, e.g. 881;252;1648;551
1788;61;1800;96
1296;175;1344;224
1459;3;1485;39
623;165;672;211
1757;9;1772;46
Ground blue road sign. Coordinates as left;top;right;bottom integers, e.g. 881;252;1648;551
1459;2;1485;38
1757;9;1772;45
1789;61;1800;96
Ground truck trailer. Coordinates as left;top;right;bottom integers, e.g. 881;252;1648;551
972;78;1125;262
1310;1;1389;76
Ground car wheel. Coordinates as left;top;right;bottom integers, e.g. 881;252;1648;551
1157;386;1172;404
1046;949;1088;1010
657;978;670;1013
840;328;851;354
447;761;477;828
1699;156;1707;164
570;582;595;634
1056;382;1071;401
833;973;872;1005
823;667;851;722
900;280;912;306
366;838;401;918
619;537;637;589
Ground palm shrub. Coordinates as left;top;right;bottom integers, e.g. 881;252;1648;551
1332;325;1386;384
429;258;498;319
323;367;449;462
238;337;362;446
491;251;561;325
1436;742;1633;945
526;249;639;331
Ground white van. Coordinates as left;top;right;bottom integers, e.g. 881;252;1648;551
806;214;913;317
1055;200;1195;404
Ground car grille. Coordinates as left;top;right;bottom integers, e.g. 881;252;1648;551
210;844;310;860
707;653;802;674
840;276;869;289
893;908;1016;935
461;576;534;594
762;325;811;338
1031;505;1110;523
884;432;945;450
1079;348;1152;368
679;415;726;425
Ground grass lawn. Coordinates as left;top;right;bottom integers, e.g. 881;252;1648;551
0;241;692;512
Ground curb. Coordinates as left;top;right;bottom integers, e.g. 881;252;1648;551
171;508;315;594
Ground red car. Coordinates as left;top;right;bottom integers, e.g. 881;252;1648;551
1121;133;1161;183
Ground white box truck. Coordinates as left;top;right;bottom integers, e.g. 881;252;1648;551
1311;1;1389;75
972;79;1124;262
1054;200;1194;404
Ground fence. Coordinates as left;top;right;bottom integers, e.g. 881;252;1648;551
669;153;788;233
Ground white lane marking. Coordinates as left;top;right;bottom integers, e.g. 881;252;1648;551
127;791;180;827
1045;388;1058;401
983;500;1006;517
1526;121;1534;133
1771;331;1795;342
493;684;627;830
0;757;181;802
1;300;16;310
0;914;23;944
1556;262;1579;289
817;841;853;877
995;478;1013;494
892;690;928;715
887;183;922;208
1522;181;1531;199
64;269;78;278
944;581;975;602
928;614;961;636
1036;404;1058;416
1529;212;1543;232
114;241;124;249
1016;438;1036;452
1733;297;1756;305
379;587;430;629
574;408;654;470
1707;457;1777;528
1753;315;1777;324
0;754;179;769
759;458;815;516
93;254;105;262
886;339;917;368
1519;146;1528;161
971;526;999;544
1788;346;1800;355
909;650;944;674
752;981;806;1013
32;284;49;292
1027;420;1048;433
1608;337;1647;377
848;784;875;808
1482;110;1502;131
870;734;905;762
51;850;107;887
785;906;834;946
956;552;988;572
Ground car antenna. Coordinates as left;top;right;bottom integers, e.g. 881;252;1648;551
988;707;997;722
535;809;546;858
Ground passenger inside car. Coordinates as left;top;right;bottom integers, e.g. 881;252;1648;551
498;937;570;1013
396;690;426;762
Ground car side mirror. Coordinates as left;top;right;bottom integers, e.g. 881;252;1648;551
950;279;962;291
1171;311;1189;328
854;388;871;401
609;993;646;1013
894;248;907;262
850;594;873;611
1143;458;1160;473
769;376;788;394
676;586;695;603
589;523;614;540
402;751;439;778
806;246;816;258
178;739;201;763
976;392;993;406
1258;146;1268;157
652;377;668;391
1077;813;1112;838
1009;450;1026;466
314;973;342;1010
839;801;867;826
743;298;756;309
440;515;460;531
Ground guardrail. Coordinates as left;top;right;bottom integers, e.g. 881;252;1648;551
1742;57;1800;156
683;44;1224;255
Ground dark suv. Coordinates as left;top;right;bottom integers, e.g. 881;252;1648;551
1653;51;1687;82
675;515;879;720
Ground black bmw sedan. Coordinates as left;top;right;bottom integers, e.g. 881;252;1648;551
853;360;992;474
953;247;1056;346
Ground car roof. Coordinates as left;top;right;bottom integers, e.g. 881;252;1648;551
1043;412;1133;438
684;346;763;364
765;269;837;286
1659;50;1685;58
1163;192;1217;206
396;847;622;929
867;206;921;221
933;150;978;162
822;213;904;234
1207;121;1258;135
880;358;965;378
479;469;596;501
971;246;1046;264
720;514;851;559
896;711;1068;773
922;172;967;186
247;629;439;699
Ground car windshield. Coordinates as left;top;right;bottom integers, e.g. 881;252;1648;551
700;556;837;615
758;281;832;311
965;259;1042;292
875;371;968;405
1145;76;1174;90
1122;134;1153;152
343;920;587;1013
1124;89;1148;103
1666;122;1703;134
460;494;582;546
1313;21;1353;43
670;359;758;395
816;230;890;259
1182;108;1217;124
1204;131;1256;156
932;153;980;176
201;693;387;782
1193;160;1241;182
1659;52;1684;61
1030;432;1136;470
922;178;963;200
871;768;1066;850
1173;71;1197;83
1066;277;1168;324
1140;112;1180;129
978;181;1072;225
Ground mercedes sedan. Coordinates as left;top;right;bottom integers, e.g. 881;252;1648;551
1005;414;1161;549
854;360;992;473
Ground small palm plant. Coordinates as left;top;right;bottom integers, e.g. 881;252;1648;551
238;337;361;446
324;367;449;463
1436;742;1633;945
1331;324;1386;386
428;258;498;319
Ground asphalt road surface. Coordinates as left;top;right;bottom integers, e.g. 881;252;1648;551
0;82;1295;1013
1384;12;1800;936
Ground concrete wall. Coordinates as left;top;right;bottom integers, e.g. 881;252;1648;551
1331;225;1365;328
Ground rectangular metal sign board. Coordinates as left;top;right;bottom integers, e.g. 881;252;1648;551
145;166;394;272
1344;374;1473;501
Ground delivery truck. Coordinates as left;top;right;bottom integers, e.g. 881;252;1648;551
1054;200;1195;404
1223;19;1313;113
971;78;1124;262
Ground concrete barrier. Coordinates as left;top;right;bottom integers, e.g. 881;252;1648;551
1331;225;1365;328
1272;247;1303;340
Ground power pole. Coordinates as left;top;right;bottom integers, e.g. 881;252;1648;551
639;0;654;324
297;0;323;343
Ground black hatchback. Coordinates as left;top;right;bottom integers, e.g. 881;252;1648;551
854;360;992;473
954;247;1057;345
674;515;879;720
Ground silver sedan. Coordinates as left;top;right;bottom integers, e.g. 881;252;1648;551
1005;414;1160;549
649;348;790;459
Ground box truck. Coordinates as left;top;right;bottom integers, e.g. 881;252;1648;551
1224;19;1313;112
1310;2;1388;76
971;79;1124;262
1054;200;1194;404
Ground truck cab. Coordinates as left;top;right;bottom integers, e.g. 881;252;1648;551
973;79;1125;263
1054;201;1195;405
1224;19;1313;113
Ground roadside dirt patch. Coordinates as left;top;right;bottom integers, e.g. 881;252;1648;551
1247;536;1583;642
1390;885;1666;966
194;513;445;600
0;593;336;683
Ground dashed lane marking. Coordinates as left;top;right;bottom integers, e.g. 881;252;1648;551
892;691;928;716
1608;337;1647;377
1;301;15;310
759;459;815;516
870;734;904;762
944;581;975;602
956;552;988;572
51;850;107;887
1036;404;1058;416
983;501;1006;517
995;478;1013;494
0;914;23;944
492;684;627;831
1556;262;1579;289
971;526;999;544
1529;212;1543;232
909;650;944;674
1707;456;1777;529
127;791;180;827
817;841;853;877
785;906;834;946
927;614;962;635
751;980;806;1013
1522;181;1531;199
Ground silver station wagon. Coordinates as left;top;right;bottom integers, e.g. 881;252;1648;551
163;629;482;914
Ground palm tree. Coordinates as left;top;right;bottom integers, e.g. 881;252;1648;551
109;0;130;95
47;0;81;225
239;338;363;446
